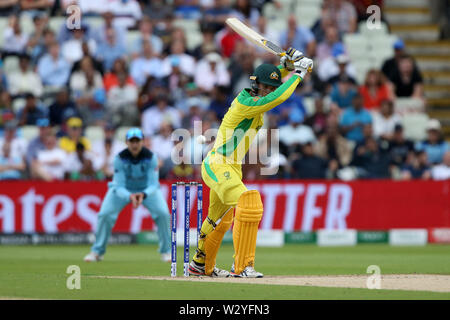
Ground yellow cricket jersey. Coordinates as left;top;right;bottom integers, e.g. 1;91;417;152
59;136;91;153
208;66;302;165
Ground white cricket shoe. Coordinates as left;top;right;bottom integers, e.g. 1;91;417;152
230;263;264;278
160;253;171;263
188;260;230;277
83;252;103;262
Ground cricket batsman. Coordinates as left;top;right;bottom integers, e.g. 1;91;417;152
84;128;171;262
189;48;313;277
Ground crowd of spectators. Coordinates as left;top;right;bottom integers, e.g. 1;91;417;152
0;0;449;182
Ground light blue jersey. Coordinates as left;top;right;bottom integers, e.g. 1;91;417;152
110;147;160;199
91;147;170;256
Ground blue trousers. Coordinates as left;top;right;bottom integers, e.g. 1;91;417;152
91;188;171;255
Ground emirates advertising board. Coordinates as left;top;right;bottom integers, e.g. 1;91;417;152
0;180;449;234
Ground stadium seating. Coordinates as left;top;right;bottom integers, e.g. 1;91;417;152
48;16;65;33
401;112;429;142
21;125;39;141
293;2;322;28
20;15;34;35
173;18;203;50
85;126;105;142
126;30;141;49
302;97;315;115
115;126;133;142
0;17;8;47
358;21;390;36
395;97;426;115
3;56;20;75
12;98;26;114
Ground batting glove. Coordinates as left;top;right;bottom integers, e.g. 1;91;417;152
294;57;314;78
281;47;304;71
286;47;304;62
280;55;294;71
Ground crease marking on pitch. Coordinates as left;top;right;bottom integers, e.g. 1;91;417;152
87;274;450;293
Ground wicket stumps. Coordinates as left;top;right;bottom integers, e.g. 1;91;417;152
171;181;203;277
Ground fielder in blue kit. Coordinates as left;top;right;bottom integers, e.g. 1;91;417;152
84;128;171;262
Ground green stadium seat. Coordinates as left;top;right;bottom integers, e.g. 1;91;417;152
401;112;429;142
21;125;39;141
115;126;133;142
85;17;104;30
49;17;65;32
126;30;141;49
358;21;389;36
395;97;426;115
0;17;9;47
3;56;20;76
85;126;105;142
173;19;200;33
294;3;322;28
12;98;26;114
185;31;203;51
302;97;315;116
267;20;287;33
20;15;34;35
263;3;290;22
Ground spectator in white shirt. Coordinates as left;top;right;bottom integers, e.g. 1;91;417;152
2;15;28;54
0;120;27;180
0;121;27;164
316;25;341;63
194;52;230;93
0;137;25;180
69;56;105;125
37;41;71;88
61;26;97;64
279;108;316;148
318;51;357;84
92;11;127;47
106;71;139;126
26;118;51;168
65;141;98;180
129;16;163;57
372;99;401;141
150;121;174;178
108;0;142;30
61;0;109;15
322;0;357;34
431;151;450;180
33;133;67;181
130;39;164;86
279;14;316;57
161;40;196;78
91;123;126;179
141;94;181;137
7;53;43;98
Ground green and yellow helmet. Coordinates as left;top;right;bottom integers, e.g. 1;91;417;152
250;63;282;91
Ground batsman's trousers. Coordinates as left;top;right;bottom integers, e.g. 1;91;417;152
91;188;171;255
193;151;249;270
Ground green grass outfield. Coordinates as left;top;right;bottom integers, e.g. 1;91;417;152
0;244;449;300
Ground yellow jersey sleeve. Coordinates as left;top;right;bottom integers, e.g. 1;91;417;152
234;73;301;117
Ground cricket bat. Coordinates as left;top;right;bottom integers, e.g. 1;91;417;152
225;17;312;73
226;17;286;57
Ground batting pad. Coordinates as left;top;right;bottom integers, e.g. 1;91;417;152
232;190;263;275
204;208;234;275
